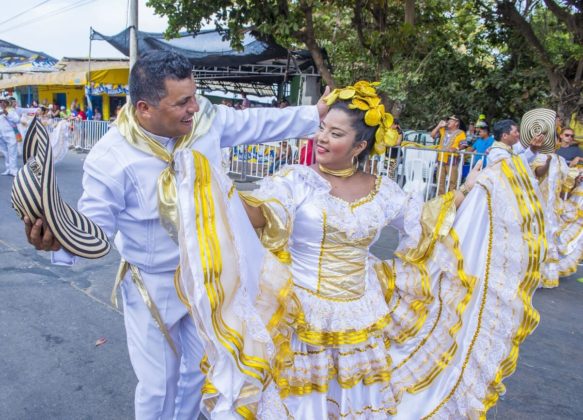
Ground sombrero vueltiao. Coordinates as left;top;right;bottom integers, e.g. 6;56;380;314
11;117;110;258
520;108;557;154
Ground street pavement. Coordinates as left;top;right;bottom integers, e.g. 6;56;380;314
0;152;582;419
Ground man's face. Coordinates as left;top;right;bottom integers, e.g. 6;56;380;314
502;125;520;145
560;130;575;147
478;128;489;139
137;77;199;138
447;118;459;130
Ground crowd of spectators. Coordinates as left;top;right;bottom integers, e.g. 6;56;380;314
26;98;104;122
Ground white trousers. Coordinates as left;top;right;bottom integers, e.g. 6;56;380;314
121;269;205;420
0;133;18;173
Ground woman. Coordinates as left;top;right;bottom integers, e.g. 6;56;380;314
173;82;544;418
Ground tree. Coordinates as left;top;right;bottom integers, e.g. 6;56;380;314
147;0;336;87
477;0;583;119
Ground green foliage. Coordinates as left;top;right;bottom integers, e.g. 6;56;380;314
148;0;581;129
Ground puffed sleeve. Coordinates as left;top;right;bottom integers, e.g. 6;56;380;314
239;167;299;263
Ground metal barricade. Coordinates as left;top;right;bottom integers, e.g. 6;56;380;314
68;119;110;151
228;139;311;181
226;140;486;201
38;120;487;203
39;118;111;152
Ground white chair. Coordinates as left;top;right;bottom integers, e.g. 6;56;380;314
403;158;430;194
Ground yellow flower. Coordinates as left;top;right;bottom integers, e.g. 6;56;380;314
349;98;370;111
373;139;387;155
324;89;340;106
384;128;399;146
338;88;356;100
365;108;382;126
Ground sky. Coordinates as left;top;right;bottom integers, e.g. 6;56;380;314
0;0;171;59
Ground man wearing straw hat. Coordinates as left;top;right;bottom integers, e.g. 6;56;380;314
22;50;328;420
488;118;544;167
0;94;21;176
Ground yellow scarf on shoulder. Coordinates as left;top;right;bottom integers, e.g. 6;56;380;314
115;96;216;241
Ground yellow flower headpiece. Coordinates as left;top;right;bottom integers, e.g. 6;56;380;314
325;81;399;155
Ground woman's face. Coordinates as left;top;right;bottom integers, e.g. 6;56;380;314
315;108;366;167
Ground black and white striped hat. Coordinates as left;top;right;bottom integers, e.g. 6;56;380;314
11;117;110;259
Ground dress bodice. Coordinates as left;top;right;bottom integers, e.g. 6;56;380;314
251;165;423;300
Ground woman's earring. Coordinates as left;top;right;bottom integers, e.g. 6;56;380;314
352;155;358;168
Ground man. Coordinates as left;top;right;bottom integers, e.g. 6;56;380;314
489;119;542;167
24;50;327;419
431;115;466;194
466;121;494;167
0;96;20;176
556;127;583;163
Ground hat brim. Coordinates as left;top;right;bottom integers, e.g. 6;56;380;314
520;108;556;154
11;117;110;259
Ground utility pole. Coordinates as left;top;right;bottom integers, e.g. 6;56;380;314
129;0;139;70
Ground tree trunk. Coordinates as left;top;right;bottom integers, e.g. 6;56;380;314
405;0;415;26
496;1;580;115
301;3;336;88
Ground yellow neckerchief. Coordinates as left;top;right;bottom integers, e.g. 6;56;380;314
115;96;216;241
490;141;514;155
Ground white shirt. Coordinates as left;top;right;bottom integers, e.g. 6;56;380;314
0;109;20;138
53;103;320;272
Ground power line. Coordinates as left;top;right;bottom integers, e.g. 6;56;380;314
0;0;54;27
0;0;95;34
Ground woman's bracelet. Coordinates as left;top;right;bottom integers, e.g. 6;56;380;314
459;183;471;196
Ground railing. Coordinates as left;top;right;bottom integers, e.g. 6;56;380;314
40;119;486;201
227;140;486;201
44;119;111;152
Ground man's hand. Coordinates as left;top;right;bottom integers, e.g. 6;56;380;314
316;86;331;120
437;120;447;129
534;154;552;178
24;216;62;251
529;133;545;151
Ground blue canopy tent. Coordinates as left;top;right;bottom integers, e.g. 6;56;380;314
0;39;57;73
90;27;319;98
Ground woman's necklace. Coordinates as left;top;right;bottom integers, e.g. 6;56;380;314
318;164;357;178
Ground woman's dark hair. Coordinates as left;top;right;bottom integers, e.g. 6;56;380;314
330;101;378;163
129;51;193;107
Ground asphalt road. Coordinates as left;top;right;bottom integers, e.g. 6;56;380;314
0;152;581;419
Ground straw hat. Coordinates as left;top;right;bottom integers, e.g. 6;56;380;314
520;108;557;154
11;117;110;258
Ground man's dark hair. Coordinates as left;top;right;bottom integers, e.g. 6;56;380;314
493;119;517;142
129;51;193;107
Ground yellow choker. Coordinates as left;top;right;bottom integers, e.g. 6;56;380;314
318;164;357;178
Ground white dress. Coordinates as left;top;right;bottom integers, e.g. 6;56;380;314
174;147;546;419
531;153;583;286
